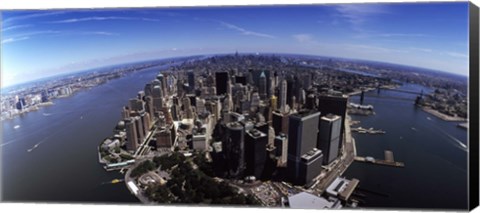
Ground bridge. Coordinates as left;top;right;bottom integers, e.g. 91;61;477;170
354;87;424;104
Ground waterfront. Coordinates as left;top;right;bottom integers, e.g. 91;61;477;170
344;83;468;210
0;65;174;203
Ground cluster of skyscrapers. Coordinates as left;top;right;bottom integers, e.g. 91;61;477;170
111;66;348;186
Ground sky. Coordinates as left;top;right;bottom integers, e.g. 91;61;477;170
0;2;470;88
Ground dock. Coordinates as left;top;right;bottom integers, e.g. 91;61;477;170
351;127;386;134
354;150;404;167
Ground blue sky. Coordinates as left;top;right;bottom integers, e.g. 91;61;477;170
1;2;469;87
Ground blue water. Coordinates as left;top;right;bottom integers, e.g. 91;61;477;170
1;65;172;203
344;83;467;210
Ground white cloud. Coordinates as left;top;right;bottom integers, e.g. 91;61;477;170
2;24;32;32
218;21;275;39
334;4;390;31
48;16;160;23
1;36;30;44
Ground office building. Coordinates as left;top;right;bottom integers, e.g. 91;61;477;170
317;94;348;153
215;72;229;96
318;114;342;165
245;129;268;179
287;111;321;184
299;148;323;185
125;118;138;151
274;133;288;167
222;122;245;178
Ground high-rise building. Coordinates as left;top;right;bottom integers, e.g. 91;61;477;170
152;85;163;113
280;79;288;113
287;111;321;184
272;111;289;135
317;94;348;153
222;122;245;178
125;118;138;151
134;116;145;145
318;114;342;165
259;71;267;99
187;71;195;94
129;98;144;112
245;129;268;179
274;133;288;167
215;72;229;96
270;95;278;111
156;128;172;148
299;148;323;185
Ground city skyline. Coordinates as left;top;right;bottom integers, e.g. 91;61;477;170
1;2;469;88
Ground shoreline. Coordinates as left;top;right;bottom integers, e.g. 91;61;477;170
421;107;467;122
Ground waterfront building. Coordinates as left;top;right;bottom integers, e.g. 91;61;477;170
134;116;145;145
125;118;138;151
317;94;348;153
299;148;323;185
318;114;342;165
287;111;321;184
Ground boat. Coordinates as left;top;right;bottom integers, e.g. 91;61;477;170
111;179;124;184
14;125;20;129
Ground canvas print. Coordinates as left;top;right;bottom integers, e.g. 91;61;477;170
0;1;477;211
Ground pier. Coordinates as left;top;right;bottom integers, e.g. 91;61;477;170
351;127;386;134
354;150;404;168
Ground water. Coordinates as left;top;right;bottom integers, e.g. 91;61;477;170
344;83;468;210
1;65;170;203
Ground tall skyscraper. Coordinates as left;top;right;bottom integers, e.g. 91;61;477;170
299;148;323;185
134;116;145;145
125;118;138;151
152;85;163;113
280;79;288;113
187;71;195;94
287;111;321;184
318;114;342;165
223;122;245;178
215;72;229;96
259;71;267;99
245;129;268;179
274;133;288;167
317;94;348;153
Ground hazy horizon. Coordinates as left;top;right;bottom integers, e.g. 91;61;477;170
1;2;469;88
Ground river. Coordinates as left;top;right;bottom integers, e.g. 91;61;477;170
0;65;172;203
343;83;468;210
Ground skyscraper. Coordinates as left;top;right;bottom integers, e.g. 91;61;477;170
187;71;195;94
223;122;245;178
318;114;342;165
245;129;268;179
280;79;288;113
317;94;348;153
215;72;229;96
274;133;288;167
125;118;138;151
259;71;267;99
287;111;321;184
